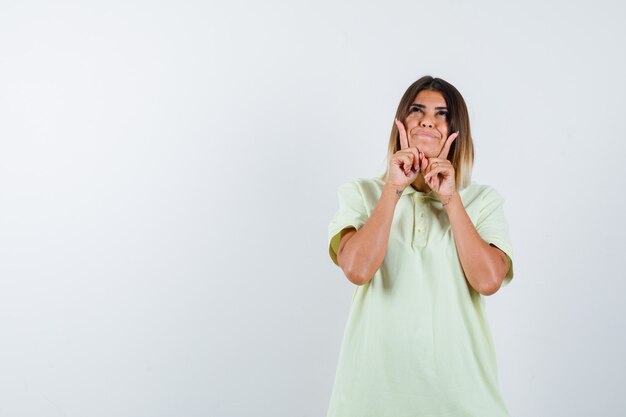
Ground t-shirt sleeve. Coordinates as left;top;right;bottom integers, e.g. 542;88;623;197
475;186;515;287
327;181;369;267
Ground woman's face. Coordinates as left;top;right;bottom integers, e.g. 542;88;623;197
403;89;450;157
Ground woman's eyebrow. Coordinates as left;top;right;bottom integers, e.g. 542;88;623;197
411;103;448;110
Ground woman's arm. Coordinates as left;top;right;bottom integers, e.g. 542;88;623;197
337;120;421;286
336;183;402;286
421;131;510;296
444;192;510;295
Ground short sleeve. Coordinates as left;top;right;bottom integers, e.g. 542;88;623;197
475;187;515;287
327;181;369;266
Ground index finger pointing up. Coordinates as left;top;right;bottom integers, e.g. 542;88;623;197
438;131;459;159
395;118;409;150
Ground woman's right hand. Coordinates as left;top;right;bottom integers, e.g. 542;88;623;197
387;118;423;189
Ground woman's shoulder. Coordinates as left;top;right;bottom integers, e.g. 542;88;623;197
354;176;385;191
460;181;507;205
337;176;385;202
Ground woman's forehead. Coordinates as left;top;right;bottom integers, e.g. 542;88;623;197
412;90;447;107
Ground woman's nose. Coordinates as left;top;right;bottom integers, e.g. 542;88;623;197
419;118;434;128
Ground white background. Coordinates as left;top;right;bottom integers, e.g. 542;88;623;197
1;1;625;416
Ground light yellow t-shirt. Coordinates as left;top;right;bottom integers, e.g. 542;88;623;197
326;177;514;417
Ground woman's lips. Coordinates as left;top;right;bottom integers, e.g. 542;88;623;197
413;130;439;139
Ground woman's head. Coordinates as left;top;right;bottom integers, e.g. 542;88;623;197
382;76;474;190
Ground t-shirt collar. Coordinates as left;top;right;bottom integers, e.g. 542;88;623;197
402;185;439;200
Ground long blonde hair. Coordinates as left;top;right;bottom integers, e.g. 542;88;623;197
380;76;474;190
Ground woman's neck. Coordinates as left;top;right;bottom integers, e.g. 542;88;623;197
411;174;432;193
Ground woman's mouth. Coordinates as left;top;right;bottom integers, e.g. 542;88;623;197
414;130;439;139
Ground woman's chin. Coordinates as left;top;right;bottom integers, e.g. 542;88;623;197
421;149;439;158
413;142;436;154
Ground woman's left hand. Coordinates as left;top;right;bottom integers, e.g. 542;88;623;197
424;131;459;198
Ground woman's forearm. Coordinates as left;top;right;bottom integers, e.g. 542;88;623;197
444;192;509;295
338;183;402;285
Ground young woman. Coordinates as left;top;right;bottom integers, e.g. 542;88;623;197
327;76;514;416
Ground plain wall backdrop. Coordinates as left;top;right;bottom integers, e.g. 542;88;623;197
1;0;625;416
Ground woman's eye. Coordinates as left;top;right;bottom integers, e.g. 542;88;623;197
409;106;422;113
438;111;448;118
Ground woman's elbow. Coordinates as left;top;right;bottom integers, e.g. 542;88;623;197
476;272;506;296
342;264;372;286
476;253;509;295
477;280;500;296
336;232;377;285
338;256;371;286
